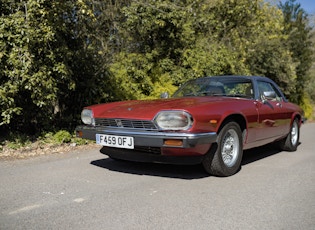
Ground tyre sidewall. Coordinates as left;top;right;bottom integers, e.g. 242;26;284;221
284;119;300;151
203;121;243;177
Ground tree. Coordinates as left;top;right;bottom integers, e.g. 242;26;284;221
0;1;70;133
306;24;315;103
0;0;128;133
2;0;312;135
111;0;299;99
278;0;314;111
210;0;297;95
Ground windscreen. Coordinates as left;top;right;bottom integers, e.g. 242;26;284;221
173;77;253;99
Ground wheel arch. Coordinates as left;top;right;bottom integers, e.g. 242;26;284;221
292;112;302;126
217;114;247;142
203;114;246;176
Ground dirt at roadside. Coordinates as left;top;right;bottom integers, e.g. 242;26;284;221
0;142;99;160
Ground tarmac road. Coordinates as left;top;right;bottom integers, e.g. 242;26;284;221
1;123;315;230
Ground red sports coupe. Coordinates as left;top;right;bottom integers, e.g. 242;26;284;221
76;76;304;176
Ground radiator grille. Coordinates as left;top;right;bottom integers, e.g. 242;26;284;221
95;118;158;130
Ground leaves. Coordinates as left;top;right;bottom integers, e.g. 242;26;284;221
279;0;314;104
0;0;314;134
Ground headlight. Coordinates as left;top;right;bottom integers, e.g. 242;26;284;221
154;111;193;130
81;109;95;125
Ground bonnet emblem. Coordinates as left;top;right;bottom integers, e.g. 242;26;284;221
115;119;123;127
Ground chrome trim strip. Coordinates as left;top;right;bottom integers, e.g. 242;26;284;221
79;126;216;139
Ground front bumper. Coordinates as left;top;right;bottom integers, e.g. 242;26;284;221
76;125;217;148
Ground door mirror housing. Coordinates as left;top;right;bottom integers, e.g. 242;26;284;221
262;91;277;102
160;92;169;99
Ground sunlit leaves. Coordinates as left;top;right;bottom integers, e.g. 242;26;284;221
115;0;301;100
0;0;95;131
1;0;313;133
279;0;314;105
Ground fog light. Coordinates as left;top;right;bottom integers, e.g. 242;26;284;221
164;139;183;147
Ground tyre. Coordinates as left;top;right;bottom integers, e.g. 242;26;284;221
202;122;243;177
279;118;300;152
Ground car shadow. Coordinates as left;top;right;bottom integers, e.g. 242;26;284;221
242;141;301;165
91;158;209;180
241;143;281;165
90;143;297;179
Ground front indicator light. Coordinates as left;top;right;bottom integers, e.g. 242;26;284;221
76;131;83;138
164;139;183;147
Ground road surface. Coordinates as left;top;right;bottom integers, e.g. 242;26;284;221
1;123;315;230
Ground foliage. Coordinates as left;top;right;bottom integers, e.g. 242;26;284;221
300;95;313;119
113;0;304;99
0;1;62;131
1;133;32;150
0;0;314;138
278;0;314;104
52;130;72;144
0;130;91;152
0;0;129;134
305;16;315;104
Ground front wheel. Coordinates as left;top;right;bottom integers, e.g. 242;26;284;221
202;122;243;177
278;118;300;152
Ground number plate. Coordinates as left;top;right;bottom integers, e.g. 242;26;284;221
96;134;134;149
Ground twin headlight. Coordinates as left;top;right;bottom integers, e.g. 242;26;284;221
154;111;193;130
81;109;95;125
81;109;193;130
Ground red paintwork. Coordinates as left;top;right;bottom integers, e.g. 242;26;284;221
88;97;252;125
79;76;304;161
87;97;229;120
86;95;302;155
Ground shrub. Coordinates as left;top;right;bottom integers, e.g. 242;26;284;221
53;130;72;144
300;95;313;120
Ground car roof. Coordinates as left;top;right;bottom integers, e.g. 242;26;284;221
205;75;268;81
199;75;279;84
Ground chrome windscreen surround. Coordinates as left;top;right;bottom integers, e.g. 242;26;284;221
94;118;158;130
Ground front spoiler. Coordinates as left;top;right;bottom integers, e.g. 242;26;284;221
100;147;204;165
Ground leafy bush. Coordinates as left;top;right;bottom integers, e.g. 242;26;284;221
1;0;313;136
53;130;72;144
299;95;313;120
3;133;32;150
73;137;90;145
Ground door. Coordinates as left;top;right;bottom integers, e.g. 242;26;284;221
255;81;291;141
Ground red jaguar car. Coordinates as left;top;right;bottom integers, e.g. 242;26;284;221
76;76;304;176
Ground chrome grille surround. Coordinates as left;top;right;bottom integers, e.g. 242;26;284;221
94;118;158;130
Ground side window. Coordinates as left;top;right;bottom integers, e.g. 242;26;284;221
257;81;283;102
224;82;253;98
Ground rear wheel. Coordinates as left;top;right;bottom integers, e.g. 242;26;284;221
202;122;243;177
279;118;300;152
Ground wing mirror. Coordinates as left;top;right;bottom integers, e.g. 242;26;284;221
160;92;169;99
261;91;276;102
